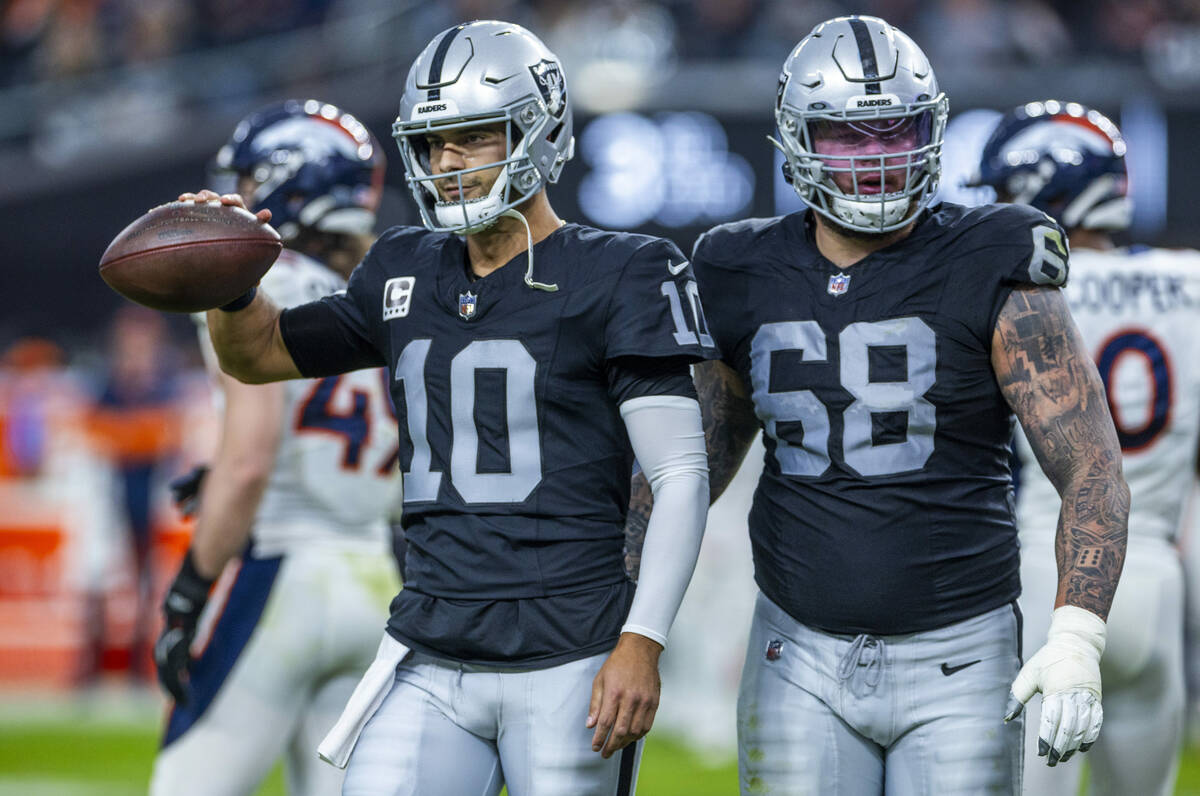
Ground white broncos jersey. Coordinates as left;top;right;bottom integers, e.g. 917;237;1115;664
196;249;403;555
1016;246;1200;543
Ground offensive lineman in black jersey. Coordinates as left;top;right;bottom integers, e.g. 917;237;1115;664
181;20;715;796
626;15;1129;795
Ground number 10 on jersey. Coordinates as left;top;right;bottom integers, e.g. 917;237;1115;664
394;338;542;505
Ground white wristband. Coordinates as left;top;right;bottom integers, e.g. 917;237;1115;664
1047;605;1106;660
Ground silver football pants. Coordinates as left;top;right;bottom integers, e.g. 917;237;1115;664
343;649;642;796
737;592;1023;795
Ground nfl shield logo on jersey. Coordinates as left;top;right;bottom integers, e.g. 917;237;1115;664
827;273;851;296
765;639;784;661
458;291;478;320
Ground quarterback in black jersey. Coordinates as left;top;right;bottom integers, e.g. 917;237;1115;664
184;20;714;796
627;15;1129;795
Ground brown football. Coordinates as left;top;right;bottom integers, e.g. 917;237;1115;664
99;201;282;313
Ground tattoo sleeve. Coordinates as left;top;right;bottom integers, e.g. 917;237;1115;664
624;360;759;580
992;285;1129;619
624;475;652;581
695;360;761;502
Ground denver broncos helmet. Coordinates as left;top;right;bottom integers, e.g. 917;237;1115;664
971;100;1131;231
211;99;385;240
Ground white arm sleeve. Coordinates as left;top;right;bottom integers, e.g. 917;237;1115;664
618;394;709;648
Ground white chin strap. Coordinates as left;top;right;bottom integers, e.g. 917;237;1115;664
830;193;913;231
434;195;504;233
431;166;514;234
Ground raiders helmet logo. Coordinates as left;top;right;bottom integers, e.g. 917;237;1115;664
529;59;567;119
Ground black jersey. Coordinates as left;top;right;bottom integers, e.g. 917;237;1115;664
279;223;715;665
693;203;1069;636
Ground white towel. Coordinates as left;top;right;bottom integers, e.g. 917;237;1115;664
318;633;410;768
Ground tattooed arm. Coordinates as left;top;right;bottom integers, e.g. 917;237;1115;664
625;360;759;579
991;285;1129;619
994;284;1128;764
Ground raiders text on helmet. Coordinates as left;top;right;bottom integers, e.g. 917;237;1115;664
392;20;575;234
771;15;949;234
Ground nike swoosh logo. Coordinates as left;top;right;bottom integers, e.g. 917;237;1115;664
940;659;982;676
668;260;689;275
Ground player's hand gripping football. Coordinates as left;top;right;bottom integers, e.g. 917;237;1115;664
177;189;272;223
1004;605;1106;766
588;632;663;758
153;551;215;705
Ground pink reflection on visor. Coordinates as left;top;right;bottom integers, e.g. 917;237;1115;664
809;111;933;195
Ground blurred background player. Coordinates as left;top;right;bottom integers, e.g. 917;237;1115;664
975;100;1197;796
86;307;183;682
149;99;403;796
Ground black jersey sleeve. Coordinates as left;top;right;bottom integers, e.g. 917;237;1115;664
690;226;734;356
603;237;719;363
986;205;1070;336
689;218;778;366
936;204;1071;346
605;356;698;405
278;251;386;378
996;205;1070;289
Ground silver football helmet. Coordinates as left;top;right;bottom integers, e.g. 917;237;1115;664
772;16;948;233
393;20;575;235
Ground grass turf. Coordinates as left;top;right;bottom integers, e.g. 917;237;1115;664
3;713;1200;794
1;718;736;795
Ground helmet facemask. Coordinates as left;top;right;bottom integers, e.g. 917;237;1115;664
773;95;948;234
394;101;565;235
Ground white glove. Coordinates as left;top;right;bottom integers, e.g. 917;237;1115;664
1004;605;1105;766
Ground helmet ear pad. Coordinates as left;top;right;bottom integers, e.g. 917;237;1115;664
781;161;795;185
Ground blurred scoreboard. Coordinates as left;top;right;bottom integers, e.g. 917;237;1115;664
555;104;1171;255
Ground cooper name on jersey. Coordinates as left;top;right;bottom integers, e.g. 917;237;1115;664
1067;267;1194;315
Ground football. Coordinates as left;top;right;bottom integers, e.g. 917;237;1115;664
99;201;282;313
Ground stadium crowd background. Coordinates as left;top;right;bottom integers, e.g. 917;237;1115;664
3;0;1200;791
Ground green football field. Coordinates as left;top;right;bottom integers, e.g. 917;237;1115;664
2;691;1199;795
0;720;739;795
0;688;742;795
